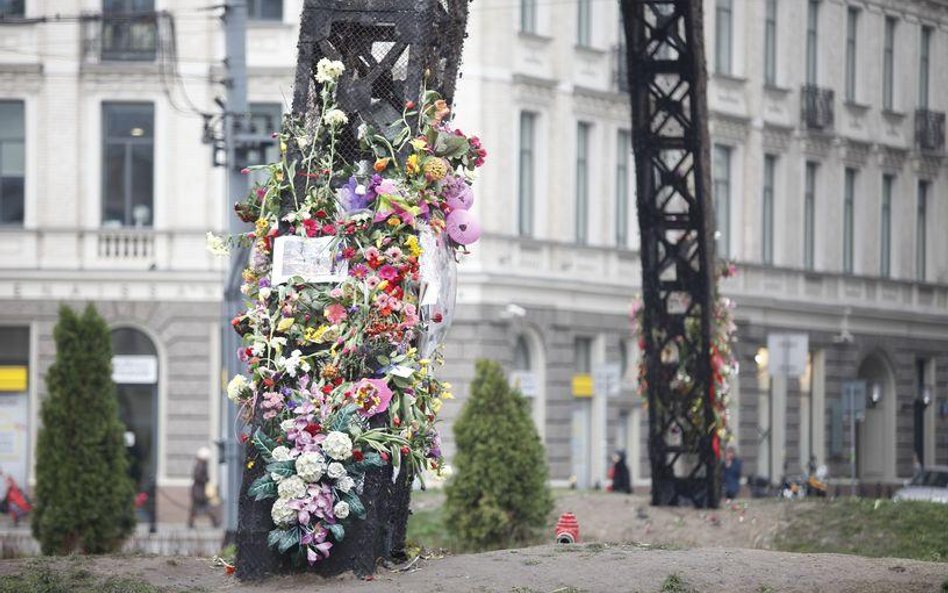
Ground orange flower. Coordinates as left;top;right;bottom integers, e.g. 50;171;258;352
434;99;450;121
374;157;390;172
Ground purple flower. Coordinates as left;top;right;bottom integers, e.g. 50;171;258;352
443;175;474;210
336;176;372;212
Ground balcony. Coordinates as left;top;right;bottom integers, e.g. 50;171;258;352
80;11;170;64
915;109;946;153
801;85;834;131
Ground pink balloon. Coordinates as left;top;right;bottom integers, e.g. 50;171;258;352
446;209;481;245
446;182;474;211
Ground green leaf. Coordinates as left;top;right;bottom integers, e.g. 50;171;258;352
266;460;296;479
267;528;300;553
327;523;345;542
248;475;277;501
342;492;367;519
252;429;277;461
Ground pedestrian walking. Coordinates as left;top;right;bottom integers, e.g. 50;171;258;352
722;445;742;500
608;450;632;494
188;447;219;528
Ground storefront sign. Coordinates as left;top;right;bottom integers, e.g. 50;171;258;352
0;366;27;392
112;355;158;384
271;236;348;285
766;333;809;377
571;373;593;398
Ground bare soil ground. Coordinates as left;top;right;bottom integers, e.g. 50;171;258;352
1;544;945;593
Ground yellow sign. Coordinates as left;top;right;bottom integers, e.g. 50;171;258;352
571;373;593;398
0;366;27;392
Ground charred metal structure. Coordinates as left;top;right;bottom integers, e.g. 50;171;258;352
620;0;720;508
235;0;470;580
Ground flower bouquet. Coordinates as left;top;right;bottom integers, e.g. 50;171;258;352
217;59;485;565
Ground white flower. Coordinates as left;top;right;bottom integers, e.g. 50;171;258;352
323;431;353;460
355;184;366;195
271;446;292;462
282;349;311;378
436;464;454;479
333;501;350;519
315;58;345;83
226;375;249;402
323;108;349;127
335;476;355;493
205;232;230;256
251;341;266;357
271;497;296;526
295;451;327;482
327;462;346;479
280;419;296;432
259;286;272;300
277;475;306;500
296;135;309;149
270;471;285;483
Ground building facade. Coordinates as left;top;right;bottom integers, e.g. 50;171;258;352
1;0;947;526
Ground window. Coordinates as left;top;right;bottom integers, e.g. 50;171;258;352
247;0;282;21
514;336;531;371
616;130;631;247
0;0;24;18
883;17;896;110
102;102;154;228
518;112;536;236
764;0;777;85
102;0;158;62
762;155;775;264
577;0;591;47
917;181;928;281
520;0;537;34
881;174;893;277
845;8;858;102
713;144;731;259
715;0;733;75
575;122;590;244
919;26;932;109
0;101;25;225
804;162;816;270
805;0;818;85
843;168;855;274
574;337;592;374
247;102;282;184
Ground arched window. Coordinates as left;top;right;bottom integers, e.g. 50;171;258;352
513;336;531;371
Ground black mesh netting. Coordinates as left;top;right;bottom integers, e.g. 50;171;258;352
235;0;470;580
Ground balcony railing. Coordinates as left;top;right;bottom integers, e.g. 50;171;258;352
915;109;946;153
613;44;629;94
81;11;170;63
801;85;834;131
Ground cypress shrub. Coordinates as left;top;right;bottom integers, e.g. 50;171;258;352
32;305;136;554
444;359;553;551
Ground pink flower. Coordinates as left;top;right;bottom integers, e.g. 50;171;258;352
366;275;380;289
350;263;369;279
378;264;398;281
353;378;393;417
385;246;403;261
324;303;347;325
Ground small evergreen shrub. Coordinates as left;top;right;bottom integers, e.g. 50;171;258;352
444;359;553;551
32;305;136;554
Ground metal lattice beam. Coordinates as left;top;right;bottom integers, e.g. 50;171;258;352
620;0;720;508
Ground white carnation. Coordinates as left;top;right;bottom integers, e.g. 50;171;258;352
295;451;327;482
205;232;230;256
327;462;346;479
226;374;249;402
271;446;292;462
323;431;353;460
323;108;349;127
333;501;350;520
335;475;355;493
271;497;296;526
277;475;306;500
280;419;295;432
315;58;345;83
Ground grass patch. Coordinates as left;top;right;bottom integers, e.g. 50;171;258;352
406;504;458;552
660;573;695;593
775;499;948;562
0;560;199;593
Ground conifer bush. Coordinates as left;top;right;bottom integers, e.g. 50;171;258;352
32;305;136;554
444;359;553;551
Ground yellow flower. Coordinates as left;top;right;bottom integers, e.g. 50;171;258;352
430;398;443;414
378;280;389;291
304;325;330;343
280;139;287;153
255;218;269;236
405;235;423;257
406;154;420;175
441;390;454;400
276;317;295;332
423;157;448;182
387;216;400;227
409;137;428;151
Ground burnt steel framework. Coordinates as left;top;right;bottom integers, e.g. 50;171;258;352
620;0;720;508
235;0;470;580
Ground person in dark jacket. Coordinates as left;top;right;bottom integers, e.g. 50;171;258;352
722;445;743;500
608;450;633;494
188;447;219;528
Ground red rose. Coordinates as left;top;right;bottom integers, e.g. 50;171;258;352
352;450;364;461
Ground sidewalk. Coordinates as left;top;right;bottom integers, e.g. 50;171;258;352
0;522;224;557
